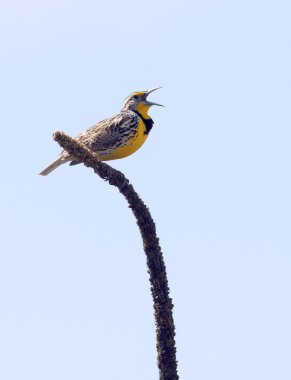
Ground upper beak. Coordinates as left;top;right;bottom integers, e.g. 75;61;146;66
145;87;164;107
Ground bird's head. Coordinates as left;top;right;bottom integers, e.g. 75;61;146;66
121;87;163;118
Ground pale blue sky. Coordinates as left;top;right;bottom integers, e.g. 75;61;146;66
1;0;290;379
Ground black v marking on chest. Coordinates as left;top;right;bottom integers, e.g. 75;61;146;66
133;110;154;135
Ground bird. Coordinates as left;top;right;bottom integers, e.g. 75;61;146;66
39;87;163;176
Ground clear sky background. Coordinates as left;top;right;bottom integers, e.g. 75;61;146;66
1;0;290;379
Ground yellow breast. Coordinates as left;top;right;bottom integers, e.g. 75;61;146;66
99;119;148;161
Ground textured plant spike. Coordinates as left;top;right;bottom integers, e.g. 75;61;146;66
53;131;179;380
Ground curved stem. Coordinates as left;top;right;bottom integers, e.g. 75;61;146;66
53;131;179;380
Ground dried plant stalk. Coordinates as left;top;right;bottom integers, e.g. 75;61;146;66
53;132;179;379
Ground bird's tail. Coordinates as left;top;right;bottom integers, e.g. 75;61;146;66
39;156;71;176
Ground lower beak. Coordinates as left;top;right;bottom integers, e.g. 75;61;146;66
145;87;164;107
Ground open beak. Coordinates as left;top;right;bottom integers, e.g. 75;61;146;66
145;87;164;107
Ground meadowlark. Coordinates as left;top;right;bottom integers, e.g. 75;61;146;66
39;87;163;176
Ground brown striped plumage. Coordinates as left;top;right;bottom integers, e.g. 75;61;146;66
39;88;163;176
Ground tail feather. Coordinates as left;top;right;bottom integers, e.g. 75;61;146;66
39;156;71;176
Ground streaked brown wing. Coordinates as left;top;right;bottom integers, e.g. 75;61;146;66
76;112;138;152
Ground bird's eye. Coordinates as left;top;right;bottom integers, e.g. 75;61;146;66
133;95;138;99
